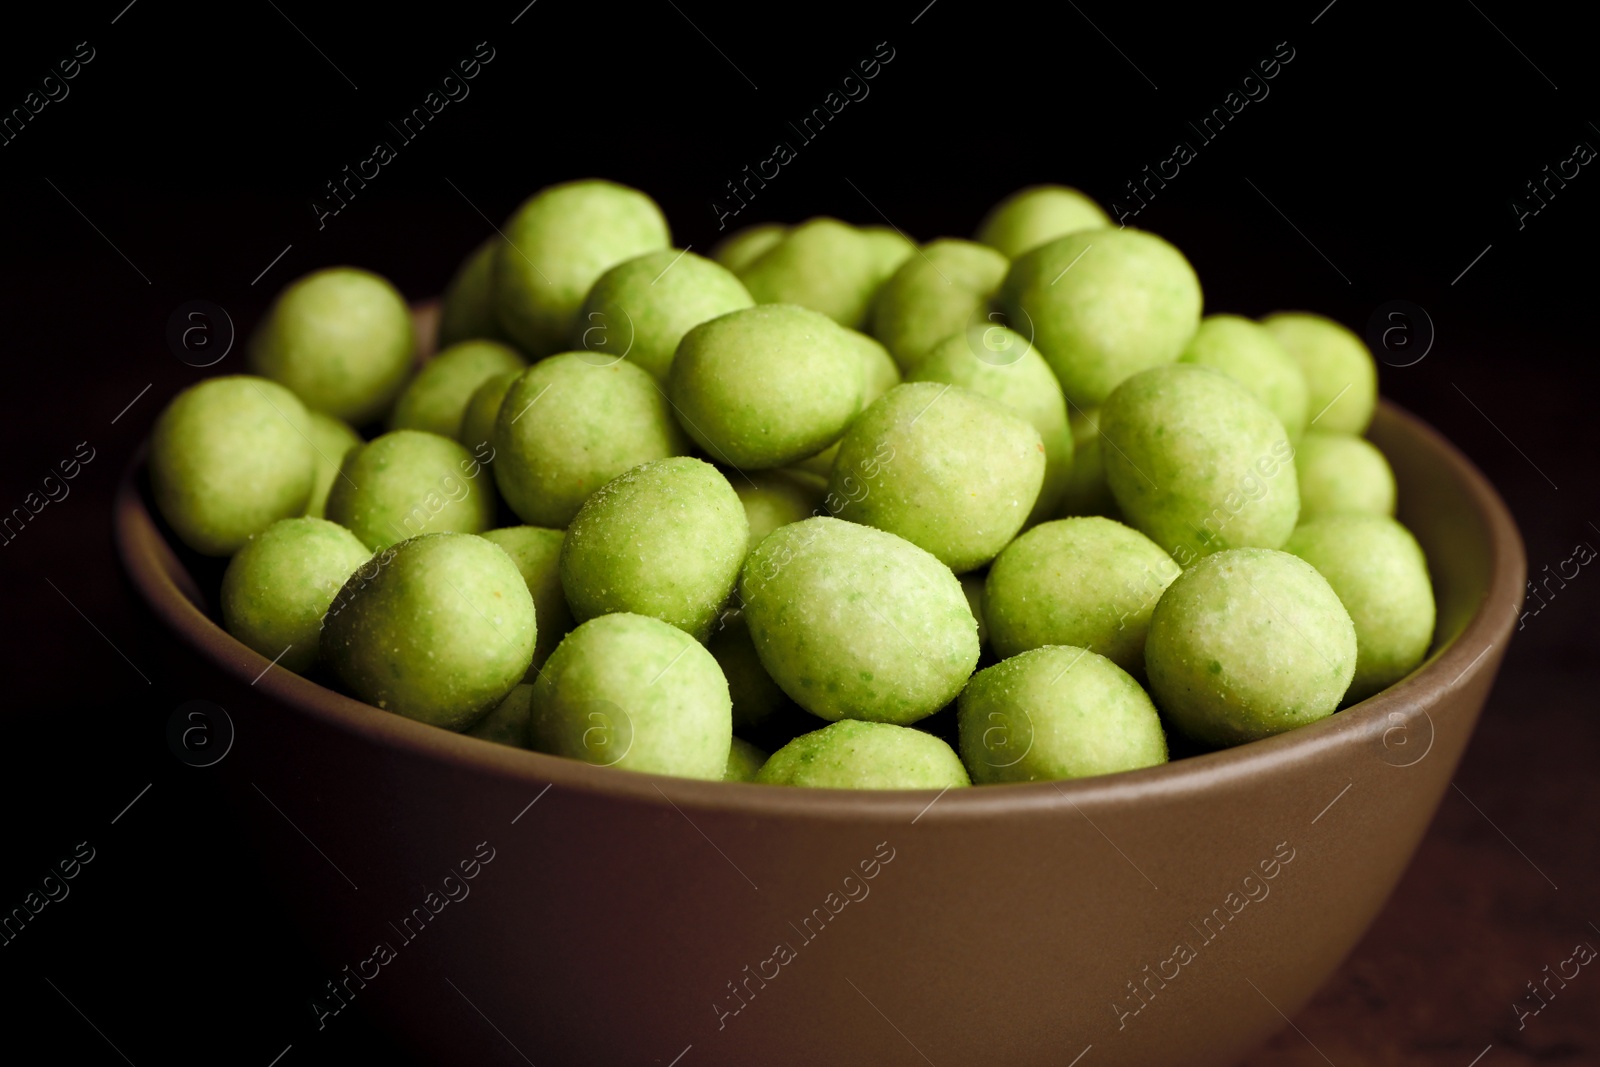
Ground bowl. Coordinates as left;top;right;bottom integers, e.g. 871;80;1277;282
116;388;1523;1066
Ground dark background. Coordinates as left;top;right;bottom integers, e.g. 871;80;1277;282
1;1;1595;1064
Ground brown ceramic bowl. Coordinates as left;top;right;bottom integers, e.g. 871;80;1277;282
116;391;1522;1066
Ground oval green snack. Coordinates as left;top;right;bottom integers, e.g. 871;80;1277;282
739;517;979;724
1145;547;1357;746
711;222;786;274
957;646;1168;783
975;184;1111;259
149;375;316;555
438;237;511;348
1100;364;1299;566
466;683;533;748
220;517;372;674
724;737;768;782
303;411;362;519
1294;430;1396;520
325;430;495;550
560;457;748;641
323;532;536;729
1285;514;1435;703
493;179;671;356
736;218;885;329
389;340;526;438
457;370;519;455
528;612;730;780
870;238;1010;373
1261;312;1377;434
248;267;415;424
667;304;863;469
1178;313;1309;440
481;525;573;672
999;227;1202;407
733;468;824;555
1055;405;1120;519
829;382;1045;573
493;354;689;527
756;720;970;789
575;248;753;380
985;517;1179;675
792;327;903;477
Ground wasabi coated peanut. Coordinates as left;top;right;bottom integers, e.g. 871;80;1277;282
325;430;495;550
733;469;824;555
389;340;526;438
303;411;362;519
957;646;1168;784
975;184;1111;259
575;248;753;381
740;517;979;724
1285;515;1435;703
984;516;1179;675
481;525;573;672
725;737;768;782
1145;547;1357;746
1000;228;1203;407
668;304;863;469
1261;312;1377;434
493;354;689;528
736;218;885;329
248;267;415;424
1295;430;1396;520
457;370;519;454
1179;314;1309;440
829;382;1045;573
438;237;512;348
755;720;971;790
528;612;731;780
1100;364;1299;565
494;180;671;355
859;225;917;281
323;532;536;729
792;328;902;477
711;222;786;274
220;517;373;674
149;376;316;555
560;458;748;641
870;238;1010;373
466;683;533;748
1056;405;1120;519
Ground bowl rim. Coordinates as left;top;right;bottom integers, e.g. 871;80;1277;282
115;398;1525;821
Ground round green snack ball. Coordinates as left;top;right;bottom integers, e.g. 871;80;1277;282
1100;364;1299;565
736;218;884;329
708;613;793;735
1179;314;1309;440
1000;228;1203;407
985;517;1179;675
1055;405;1120;519
150;375;316;555
457;370;519;455
481;525;573;673
325;430;495;550
1261;312;1378;434
668;304;863;469
870;238;1010;373
1295;430;1396;520
711;223;786;274
220;517;372;674
791;328;903;477
248;267;415;425
494;180;671;356
560;458;748;641
830;382;1045;573
975;184;1111;259
303;412;362;519
733;469;823;555
389;340;527;439
725;737;768;782
1145;547;1357;746
528;612;730;780
575;249;753;381
493;354;689;527
740;517;979;724
958;646;1168;784
466;683;533;748
439;237;512;348
323;532;536;729
755;720;970;790
1285;515;1435;703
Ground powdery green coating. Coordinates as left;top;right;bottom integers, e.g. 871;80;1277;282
870;238;1010;373
575;249;754;380
725;737;768;782
1100;365;1299;565
737;218;886;330
740;517;979;724
792;328;903;477
859;225;917;281
325;430;495;551
149;376;316;555
1145;547;1356;746
439;238;513;347
910;326;1073;524
975;185;1111;259
528;612;730;780
323;532;536;729
220;517;372;674
1285;515;1435;703
755;720;971;790
1295;431;1397;520
493;354;689;528
1055;405;1120;519
957;646;1168;784
303;412;362;519
1000;228;1203;407
985;517;1179;675
711;223;787;274
1261;312;1378;434
708;613;792;734
560;458;748;641
457;371;519;454
733;469;824;556
248;267;415;424
389;340;527;438
481;525;573;672
667;304;864;469
1179;314;1309;440
493;180;671;356
466;683;533;748
830;383;1045;573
